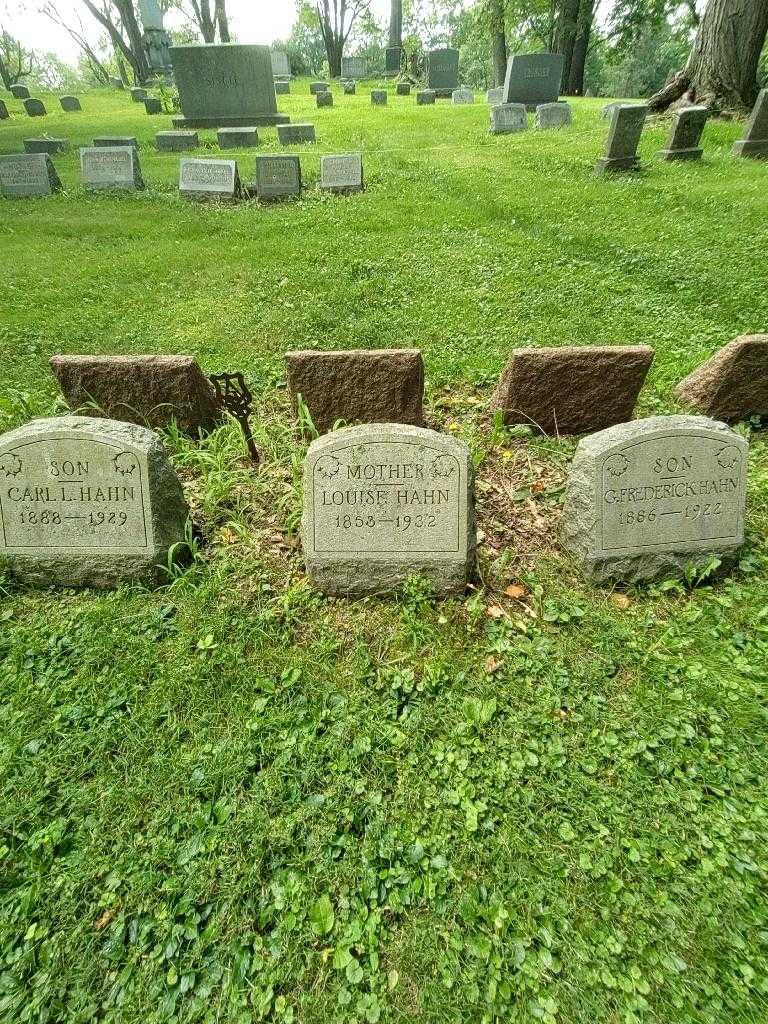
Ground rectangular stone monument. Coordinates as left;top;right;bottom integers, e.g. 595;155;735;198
302;423;475;596
59;96;81;112
452;88;474;104
317;91;333;108
310;82;329;95
659;105;708;160
11;84;30;99
490;103;527;135
563;416;748;582
0;416;189;588
320;153;363;193
286;349;424;433
94;136;138;149
675;334;768;423
733;89;768;159
156;130;198;152
596;104;648;173
371;90;387;106
24;98;46;117
50;354;220;435
503;53;563;110
217;126;259;148
427;48;459;98
417;90;436;106
278;123;316;145
271;50;291;79
253;155;301;200
385;46;402;77
179;158;241;200
535;101;571;129
169;44;288;127
0;153;61;198
130;87;148;102
487;87;503;105
342;56;367;79
24;138;68;155
275;81;290;95
80;146;144;192
396;83;411;96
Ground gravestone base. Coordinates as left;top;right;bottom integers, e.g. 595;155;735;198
732;138;768;158
658;146;702;161
173;114;289;128
595;155;641;174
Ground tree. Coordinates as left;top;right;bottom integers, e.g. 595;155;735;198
81;0;150;83
554;0;596;94
487;0;507;86
315;0;371;77
648;0;768;111
40;2;111;85
0;30;34;89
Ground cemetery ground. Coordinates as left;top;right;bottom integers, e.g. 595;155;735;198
1;84;768;1024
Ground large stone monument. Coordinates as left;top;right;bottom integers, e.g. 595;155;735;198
170;44;289;128
0;416;189;587
503;54;563;110
302;423;475;596
138;0;173;80
563;416;748;583
733;89;768;159
427;48;459;98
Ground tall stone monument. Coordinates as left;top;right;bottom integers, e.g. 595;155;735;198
503;54;563;110
138;0;172;81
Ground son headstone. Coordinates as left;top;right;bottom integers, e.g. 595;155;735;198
490;103;527;135
427;48;459;98
278;123;316;145
80;146;144;192
0;415;189;588
217;126;259;148
595;104;647;173
659;105;708;161
452;88;474;104
563;415;748;583
301;423;475;596
320;153;363;193
59;96;81;112
0;153;61;198
253;154;301;200
10;84;30;99
675;334;768;423
535;101;571;129
503;53;563;110
179;157;241;201
371;89;387;106
24;138;68;155
417;90;436;106
24;98;46;117
156;130;198;152
732;88;768;159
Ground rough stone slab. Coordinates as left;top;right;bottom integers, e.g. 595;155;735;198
503;53;563;109
217;126;259;148
301;423;475;597
278;123;316;145
490;103;527;135
59;95;81;112
286;349;424;434
310;82;329;95
144;97;162;115
0;415;189;588
24;98;46;117
316;91;333;108
156;130;198;152
452;88;474;104
253;154;301;199
596;104;647;173
675;335;768;422
535;101;571;128
416;90;436;105
371;90;387;105
50;354;220;435
320;153;363;193
94;136;138;148
733;88;768;158
0;153;61;198
24;138;68;155
490;346;654;435
396;83;411;96
0;99;8;120
80;146;144;191
10;84;30;99
179;157;241;200
563;415;748;583
659;105;707;161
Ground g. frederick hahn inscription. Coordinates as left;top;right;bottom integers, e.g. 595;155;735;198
0;416;188;587
563;415;748;582
302;424;475;596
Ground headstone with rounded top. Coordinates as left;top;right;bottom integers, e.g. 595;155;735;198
278;123;315;145
490;103;527;135
659;105;708;160
595;104;647;173
24;98;46;117
0;153;61;197
535;101;571;128
60;96;81;112
24;138;68;155
732;89;768;159
80;145;144;191
11;84;30;99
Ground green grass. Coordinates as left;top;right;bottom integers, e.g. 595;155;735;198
1;82;768;1024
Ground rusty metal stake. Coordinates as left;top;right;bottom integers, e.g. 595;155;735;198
208;371;260;464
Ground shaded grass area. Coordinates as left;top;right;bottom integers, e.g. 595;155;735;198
1;83;768;1024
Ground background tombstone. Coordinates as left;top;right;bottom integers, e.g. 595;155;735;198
10;84;30;99
170;44;288;127
0;416;189;588
371;89;387;105
0;99;8;119
81;146;144;192
563;415;748;583
676;334;768;422
310;81;329;95
320;153;363;193
0;153;61;198
341;56;367;79
271;49;291;79
595;104;648;173
156;130;198;152
179;157;241;200
385;46;402;77
503;53;563;110
130;87;148;102
343;81;356;95
24;138;68;155
302;423;475;597
110;76;124;89
487;87;503;104
94;135;138;149
452;88;474;104
278;123;316;145
275;81;290;95
144;97;162;115
535;101;571;128
732;89;768;159
490;103;527;135
217;126;259;148
659;106;708;160
396;83;411;96
417;89;436;105
285;349;424;433
50;354;220;435
253;154;301;200
317;90;333;108
24;98;46;117
59;96;81;112
490;346;654;434
427;48;459;98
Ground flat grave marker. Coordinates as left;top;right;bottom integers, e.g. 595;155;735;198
320;153;363;193
179;157;241;200
253;154;301;200
94;135;138;149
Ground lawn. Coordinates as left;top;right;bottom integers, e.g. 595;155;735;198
1;82;768;1024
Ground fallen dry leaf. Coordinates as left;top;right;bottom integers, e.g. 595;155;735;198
95;909;115;930
484;656;502;674
505;584;529;600
609;593;632;610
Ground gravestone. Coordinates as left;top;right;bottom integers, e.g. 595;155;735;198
343;81;356;95
602;101;640;120
144;97;162;115
342;56;367;79
452;88;474;105
385;46;402;77
490;346;654;434
732;89;768;159
271;50;291;79
487;87;503;105
59;96;81;112
396;83;411;96
217;126;259;148
253;154;301;200
10;84;30;99
659;105;708;160
170;43;288;127
310;81;329;95
490;103;527;135
94;135;138;148
285;349;424;433
156;130;198;151
371;90;387;106
427;48;459;98
503;53;563;110
80;146;144;192
0;416;189;588
110;77;124;90
179;157;241;200
24;138;68;155
417;90;436;106
320;153;363;193
563;415;748;583
302;423;475;596
535;101;571;128
275;81;290;95
317;91;333;108
278;123;316;145
24;99;46;117
0;153;61;198
596;104;648;173
50;354;220;435
676;335;768;422
130;87;148;103
0;99;8;120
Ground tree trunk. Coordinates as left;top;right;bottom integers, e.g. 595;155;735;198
115;0;151;78
554;0;580;92
82;0;150;84
649;0;768;112
190;0;217;43
489;0;507;87
567;0;594;95
389;0;402;48
215;0;230;42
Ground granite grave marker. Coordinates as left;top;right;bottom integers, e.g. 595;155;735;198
343;81;356;95
452;87;474;104
144;97;162;115
310;81;329;95
24;138;68;155
217;126;258;148
396;83;411;96
316;90;333;108
278;123;316;145
10;84;30;99
342;56;367;79
80;146;144;191
535;101;571;128
275;81;290;95
676;335;768;422
490;103;527;134
487;87;503;105
179;158;241;200
253;154;301;200
733;89;768;159
417;89;436;105
596;104;647;173
371;89;387;105
156;130;198;152
503;53;563;110
320;153;363;193
130;87;148;103
427;48;459;98
0;99;8;120
94;135;138;149
659;105;708;160
271;49;291;79
24;98;46;117
0;153;61;198
59;96;81;112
